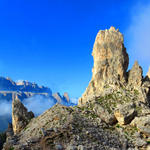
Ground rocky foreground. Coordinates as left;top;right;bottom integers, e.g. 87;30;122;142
3;27;150;150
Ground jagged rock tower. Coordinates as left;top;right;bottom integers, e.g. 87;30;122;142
79;27;129;105
12;94;34;134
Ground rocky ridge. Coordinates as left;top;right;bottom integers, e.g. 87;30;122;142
3;27;150;150
0;76;71;105
0;77;51;93
0;77;52;103
0;77;73;132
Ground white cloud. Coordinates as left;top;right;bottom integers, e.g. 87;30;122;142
0;95;77;131
0;95;77;120
0;100;12;116
125;2;150;74
70;98;78;104
23;95;56;116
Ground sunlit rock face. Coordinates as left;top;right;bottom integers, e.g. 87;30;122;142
12;94;34;134
147;67;150;79
79;27;129;105
63;92;70;102
128;61;143;88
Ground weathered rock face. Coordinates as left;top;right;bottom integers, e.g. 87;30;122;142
79;27;129;105
93;104;117;125
114;103;136;125
128;61;143;88
147;67;150;79
12;94;34;134
53;92;63;103
131;115;150;136
53;92;71;104
63;92;70;102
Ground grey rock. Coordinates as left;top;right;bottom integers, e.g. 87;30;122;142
134;138;147;147
67;145;77;150
40;128;46;136
131;115;150;136
56;144;63;150
93;104;117;125
78;145;86;150
114;103;136;125
128;61;143;88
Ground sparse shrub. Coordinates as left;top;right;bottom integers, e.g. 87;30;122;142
134;89;139;95
116;124;120;128
9;147;14;150
147;141;150;144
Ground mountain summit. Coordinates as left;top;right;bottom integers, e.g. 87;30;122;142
0;77;51;93
3;27;150;150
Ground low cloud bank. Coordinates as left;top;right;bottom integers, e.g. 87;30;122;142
23;95;56;116
0;101;12;116
0;95;77;119
70;98;78;104
0;95;77;131
0;101;12;131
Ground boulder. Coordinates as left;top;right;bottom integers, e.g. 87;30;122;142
114;103;136;125
134;138;147;147
93;104;117;125
131;115;150;136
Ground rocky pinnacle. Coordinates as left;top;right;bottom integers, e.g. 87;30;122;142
79;27;129;105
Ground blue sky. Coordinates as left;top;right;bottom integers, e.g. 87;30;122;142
0;0;149;98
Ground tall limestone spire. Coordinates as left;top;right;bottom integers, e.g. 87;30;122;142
79;26;129;105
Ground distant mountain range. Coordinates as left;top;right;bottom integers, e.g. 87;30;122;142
0;76;75;131
0;76;73;103
0;77;51;93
